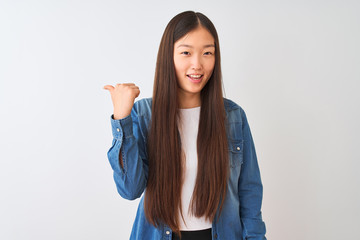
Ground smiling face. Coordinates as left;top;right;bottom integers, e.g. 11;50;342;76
173;26;215;108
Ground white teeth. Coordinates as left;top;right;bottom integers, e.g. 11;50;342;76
188;74;202;78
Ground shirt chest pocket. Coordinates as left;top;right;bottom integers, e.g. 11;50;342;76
228;139;244;168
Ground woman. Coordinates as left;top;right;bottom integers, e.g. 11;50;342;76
104;11;266;240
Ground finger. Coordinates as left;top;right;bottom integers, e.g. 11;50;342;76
103;85;115;91
121;83;136;86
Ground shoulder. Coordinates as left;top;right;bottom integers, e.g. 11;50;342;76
133;98;152;118
223;98;251;127
223;98;246;117
223;98;241;111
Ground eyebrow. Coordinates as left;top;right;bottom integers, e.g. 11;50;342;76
177;44;215;49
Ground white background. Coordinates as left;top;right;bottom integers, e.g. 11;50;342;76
1;0;359;239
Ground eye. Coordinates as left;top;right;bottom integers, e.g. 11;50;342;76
204;52;214;56
181;51;190;55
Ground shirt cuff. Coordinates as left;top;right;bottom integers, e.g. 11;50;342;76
110;114;133;140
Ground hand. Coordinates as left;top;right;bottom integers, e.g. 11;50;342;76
103;83;140;120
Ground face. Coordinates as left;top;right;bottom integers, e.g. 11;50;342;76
173;26;215;103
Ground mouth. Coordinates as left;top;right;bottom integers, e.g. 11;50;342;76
186;74;204;83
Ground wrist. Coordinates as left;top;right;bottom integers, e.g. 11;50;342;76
113;111;130;120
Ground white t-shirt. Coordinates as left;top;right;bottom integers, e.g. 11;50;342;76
177;106;212;230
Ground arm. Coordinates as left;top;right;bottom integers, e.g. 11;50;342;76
238;108;267;239
107;103;148;200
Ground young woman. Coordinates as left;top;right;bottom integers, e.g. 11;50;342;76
104;11;266;240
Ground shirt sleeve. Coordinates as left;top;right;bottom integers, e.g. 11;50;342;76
107;103;148;200
238;108;267;239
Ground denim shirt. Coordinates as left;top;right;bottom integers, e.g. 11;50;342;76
107;98;266;240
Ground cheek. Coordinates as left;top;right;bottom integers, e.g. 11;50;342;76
174;58;187;75
175;67;184;80
205;61;215;75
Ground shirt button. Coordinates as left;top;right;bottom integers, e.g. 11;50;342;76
165;231;170;235
236;146;240;151
116;128;120;132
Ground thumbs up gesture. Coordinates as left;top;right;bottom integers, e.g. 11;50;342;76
103;83;140;120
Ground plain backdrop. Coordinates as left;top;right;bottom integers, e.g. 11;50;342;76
1;0;359;239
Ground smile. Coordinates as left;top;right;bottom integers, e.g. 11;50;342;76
187;74;204;83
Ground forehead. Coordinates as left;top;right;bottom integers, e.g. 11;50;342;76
174;26;215;47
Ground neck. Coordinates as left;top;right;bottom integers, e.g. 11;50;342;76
178;92;201;109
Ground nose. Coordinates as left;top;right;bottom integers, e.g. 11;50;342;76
191;55;202;70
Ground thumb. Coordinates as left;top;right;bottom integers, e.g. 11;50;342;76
103;85;115;91
135;89;140;98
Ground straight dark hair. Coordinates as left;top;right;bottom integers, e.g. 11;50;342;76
145;11;229;236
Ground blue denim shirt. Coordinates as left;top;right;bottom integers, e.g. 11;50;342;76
107;98;266;240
